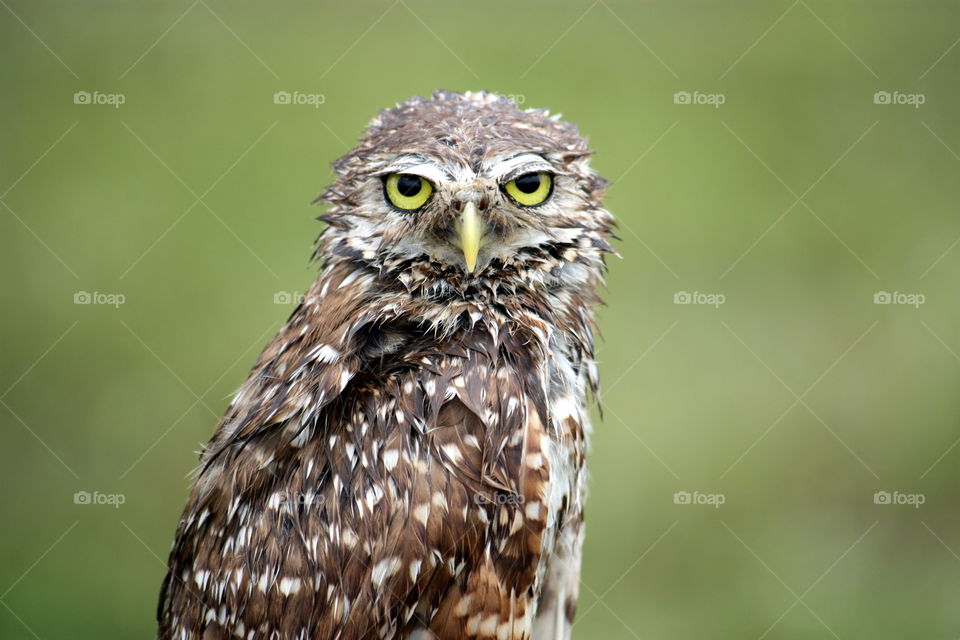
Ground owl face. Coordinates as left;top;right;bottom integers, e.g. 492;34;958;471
318;91;613;297
354;150;586;273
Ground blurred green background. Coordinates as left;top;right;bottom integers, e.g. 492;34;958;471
2;1;960;637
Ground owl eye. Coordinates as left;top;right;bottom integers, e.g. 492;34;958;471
503;172;553;207
384;173;433;210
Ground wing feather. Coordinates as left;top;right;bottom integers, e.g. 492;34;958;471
158;264;559;640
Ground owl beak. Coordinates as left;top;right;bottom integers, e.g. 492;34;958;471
454;201;486;273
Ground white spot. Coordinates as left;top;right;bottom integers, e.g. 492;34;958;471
227;496;242;522
453;594;473;616
466;614;481;634
371;557;401;587
266;492;283;510
365;485;384;511
525;501;542;520
279;576;301;596
510;510;524;535
314;344;340;363
498;620;518;639
194;570;210;590
413;503;430;526
342;528;358;548
338;269;361;289
478;615;498;635
291;425;312;448
551;394;578;421
409;559;421;582
441;444;462;464
383;449;400;471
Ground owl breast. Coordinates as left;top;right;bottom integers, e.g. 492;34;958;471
159;318;589;640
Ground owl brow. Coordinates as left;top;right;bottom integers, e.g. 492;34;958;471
379;154;457;182
487;153;556;182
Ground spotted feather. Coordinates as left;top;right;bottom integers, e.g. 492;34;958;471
157;90;614;640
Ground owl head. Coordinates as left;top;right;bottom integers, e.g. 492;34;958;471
317;90;614;300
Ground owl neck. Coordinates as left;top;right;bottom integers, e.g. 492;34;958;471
318;254;603;353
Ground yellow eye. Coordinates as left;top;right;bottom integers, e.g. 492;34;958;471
504;172;553;207
384;173;433;210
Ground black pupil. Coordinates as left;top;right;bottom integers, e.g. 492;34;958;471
514;173;542;194
396;175;422;197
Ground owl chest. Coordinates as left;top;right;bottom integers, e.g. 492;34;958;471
331;331;587;548
167;336;590;639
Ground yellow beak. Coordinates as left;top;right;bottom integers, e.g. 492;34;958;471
455;201;486;273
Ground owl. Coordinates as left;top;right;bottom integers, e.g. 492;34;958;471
157;90;615;640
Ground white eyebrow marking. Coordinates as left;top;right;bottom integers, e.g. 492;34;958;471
484;153;555;181
381;154;467;184
381;152;554;186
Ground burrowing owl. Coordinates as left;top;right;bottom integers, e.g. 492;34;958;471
157;90;615;640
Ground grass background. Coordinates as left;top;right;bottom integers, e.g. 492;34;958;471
2;1;960;637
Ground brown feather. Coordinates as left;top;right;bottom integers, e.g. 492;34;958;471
157;90;613;640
